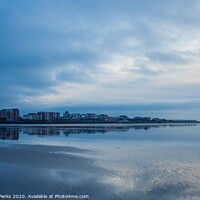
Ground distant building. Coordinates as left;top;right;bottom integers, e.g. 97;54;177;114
69;113;82;119
0;108;19;121
85;113;98;119
152;118;167;122
104;116;117;122
23;113;42;121
63;111;70;118
131;117;151;122
97;115;117;122
119;115;129;120
117;115;130;122
63;111;82;119
99;114;109;118
170;119;198;123
23;112;60;121
37;112;60;121
133;117;144;121
143;117;151;121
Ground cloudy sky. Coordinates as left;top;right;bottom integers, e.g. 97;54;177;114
0;0;200;119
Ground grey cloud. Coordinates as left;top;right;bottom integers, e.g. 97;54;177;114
55;68;91;83
131;64;159;76
146;52;188;65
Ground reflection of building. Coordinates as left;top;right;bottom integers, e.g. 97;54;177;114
0;108;19;121
0;127;19;140
22;127;60;136
63;126;131;136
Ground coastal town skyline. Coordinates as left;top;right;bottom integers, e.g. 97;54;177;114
0;108;198;123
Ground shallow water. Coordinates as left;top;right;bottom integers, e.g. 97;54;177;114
0;124;200;200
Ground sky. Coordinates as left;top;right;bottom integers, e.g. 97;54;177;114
0;0;200;119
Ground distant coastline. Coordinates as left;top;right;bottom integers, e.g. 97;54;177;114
0;108;199;124
0;121;199;125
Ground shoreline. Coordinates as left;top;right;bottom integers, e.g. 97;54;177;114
0;122;199;126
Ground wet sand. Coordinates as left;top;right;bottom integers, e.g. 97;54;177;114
0;144;112;200
1;143;200;200
1;125;200;200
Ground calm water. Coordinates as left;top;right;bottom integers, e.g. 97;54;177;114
0;124;200;200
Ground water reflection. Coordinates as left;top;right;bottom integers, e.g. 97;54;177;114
0;123;198;141
0;124;200;200
23;127;60;136
0;127;19;140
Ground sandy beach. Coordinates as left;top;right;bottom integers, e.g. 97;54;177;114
0;144;111;200
1;125;200;200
